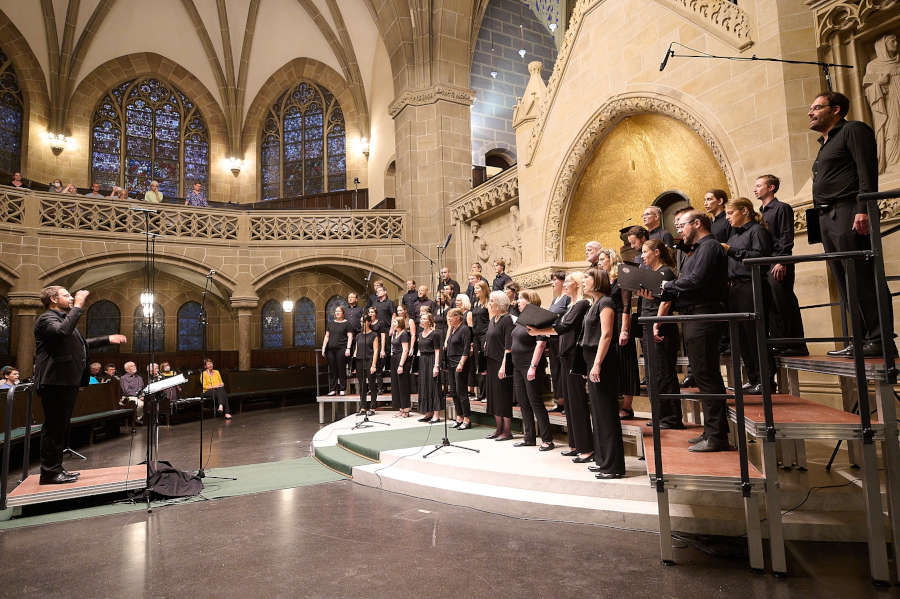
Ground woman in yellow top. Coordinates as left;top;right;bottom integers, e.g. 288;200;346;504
201;358;231;419
143;180;163;203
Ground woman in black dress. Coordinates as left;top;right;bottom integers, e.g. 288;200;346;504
353;315;380;415
445;308;473;429
582;267;625;479
469;280;491;401
511;289;553;450
366;305;388;395
598;248;640;419
390;315;412;417
527;272;593;462
434;286;452;338
321;305;353;396
416;312;443;423
636;239;683;428
547;271;570;413
486;290;514;440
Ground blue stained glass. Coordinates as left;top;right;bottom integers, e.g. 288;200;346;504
284;129;303;144
133;304;165;353
293;298;316;347
0;49;23;174
86;301;120;354
304;142;323;159
127;135;151;156
0;296;9;355
324;296;349;324
154;159;178;180
261;300;283;349
177;301;204;351
284;143;302;162
155;139;178;160
261;144;279;163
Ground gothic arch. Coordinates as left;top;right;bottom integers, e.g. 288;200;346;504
0;259;19;287
543;92;740;261
251;254;404;292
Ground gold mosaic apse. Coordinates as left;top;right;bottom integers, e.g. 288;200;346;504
564;113;730;260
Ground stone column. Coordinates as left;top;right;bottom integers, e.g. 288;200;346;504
8;294;43;378
230;296;258;371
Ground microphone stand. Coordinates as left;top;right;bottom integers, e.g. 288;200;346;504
661;42;852;92
388;224;437;304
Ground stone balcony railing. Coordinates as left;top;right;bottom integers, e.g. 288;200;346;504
0;186;405;244
449;166;519;223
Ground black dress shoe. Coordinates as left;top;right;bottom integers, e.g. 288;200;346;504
862;342;891;357
658;423;686;430
458;422;472;430
587;465;604;473
449;421;461;429
827;345;854;358
486;432;500;439
560;449;579;457
777;347;809;357
538;443;555;452
595;472;624;480
680;375;695;388
572;454;594;463
743;383;763;395
39;472;78;485
417;416;432;422
689;439;730;452
687;433;706;444
62;470;81;478
513;441;536;447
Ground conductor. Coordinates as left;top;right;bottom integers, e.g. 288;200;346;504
34;286;126;484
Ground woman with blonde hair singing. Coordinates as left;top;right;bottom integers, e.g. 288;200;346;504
597;248;640;420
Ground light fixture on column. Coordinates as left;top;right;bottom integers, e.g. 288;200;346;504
140;291;155;317
548;22;557;32
360;137;370;158
282;299;294;313
490;32;498;79
518;24;527;59
226;157;244;177
45;131;70;156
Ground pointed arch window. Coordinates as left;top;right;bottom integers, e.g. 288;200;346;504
260;81;346;200
261;300;284;349
177;301;204;351
293;298;316;347
90;78;209;197
86;300;121;353
0;48;23;174
0;296;10;356
133;304;165;353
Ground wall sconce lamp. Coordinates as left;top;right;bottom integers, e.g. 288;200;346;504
360;137;370;158
226;157;244;177
45;131;71;156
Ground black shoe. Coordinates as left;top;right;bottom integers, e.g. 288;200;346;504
417;416;432;422
548;405;564;413
572;454;594;463
538;443;555;452
689;439;730;452
587;465;603;473
658;423;686;430
827;345;854;358
680;375;695;388
458;422;472;430
861;341;894;357
560;449;579;457
513;441;536;447
39;472;78;485
777;347;809;357
743;383;763;395
595;472;624;479
688;433;706;444
62;470;80;478
486;432;500;439
449;421;461;429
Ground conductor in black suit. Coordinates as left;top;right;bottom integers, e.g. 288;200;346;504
34;286;126;484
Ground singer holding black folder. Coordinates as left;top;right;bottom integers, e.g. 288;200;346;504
486;290;515;440
510;290;553;450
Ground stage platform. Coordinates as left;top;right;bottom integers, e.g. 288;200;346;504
311;411;876;542
6;465;147;508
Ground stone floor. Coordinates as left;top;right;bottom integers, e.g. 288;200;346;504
0;403;894;598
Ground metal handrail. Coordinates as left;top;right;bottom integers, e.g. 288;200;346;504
1;383;34;511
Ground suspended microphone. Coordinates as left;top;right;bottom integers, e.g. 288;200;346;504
437;233;452;250
365;270;373;283
659;43;674;72
207;269;216;277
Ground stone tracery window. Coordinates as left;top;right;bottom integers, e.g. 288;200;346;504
90;78;209;197
0;296;10;356
0;48;23;174
293;297;316;347
177;301;204;351
261;299;284;349
260;81;346;200
324;295;349;324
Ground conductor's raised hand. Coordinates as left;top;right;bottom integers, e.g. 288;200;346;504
108;334;127;344
74;289;90;308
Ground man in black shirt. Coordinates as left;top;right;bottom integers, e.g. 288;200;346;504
465;262;483;301
439;267;461;299
754;174;808;356
492;259;512;291
625;226;649;265
705;189;732;243
660;211;729;452
413;285;436;316
346;292;364;334
809;91;895;356
642;206;675;246
400;279;418;315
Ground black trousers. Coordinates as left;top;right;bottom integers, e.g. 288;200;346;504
326;348;347;392
820;202;894;344
643;326;683;427
39;385;79;476
767;265;807;351
203;387;230;414
390;353;411;410
728;280;763;385
548;336;564;398
511;362;552;443
560;353;593;452
683;315;728;444
583;346;625;474
448;358;471;417
356;359;378;410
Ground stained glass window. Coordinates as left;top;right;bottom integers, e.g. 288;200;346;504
0;296;10;356
86;300;121;353
177;301;204;351
324;295;349;324
261;300;283;349
0;49;23;174
293;298;316;347
133;304;165;353
259;81;346;200
90;78;208;196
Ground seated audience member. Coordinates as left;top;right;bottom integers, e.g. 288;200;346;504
103;363;119;382
0;366;20;389
62;183;78;194
158;362;180;402
48;179;64;193
201;358;231;419
642;206;675;246
119;361;145;422
147;362;160;380
109;186;128;200
10;172;26;188
88;362;103;384
185;182;208;207
85;183;104;198
144;180;163;203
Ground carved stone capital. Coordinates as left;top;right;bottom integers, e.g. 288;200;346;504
389;85;476;118
230;296;259;310
809;0;900;47
7;293;43;311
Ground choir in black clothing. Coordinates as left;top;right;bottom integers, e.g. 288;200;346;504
322;306;353;396
390;315;412;417
485;291;515;440
510;290;554;450
546;271;571;413
416;312;443;423
353;315;380;414
445;308;473;429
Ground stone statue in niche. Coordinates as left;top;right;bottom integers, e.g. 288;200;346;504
864;33;900;173
509;204;523;266
470;220;492;264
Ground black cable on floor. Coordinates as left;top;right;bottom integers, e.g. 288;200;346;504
781;480;857;517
